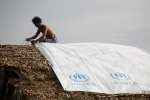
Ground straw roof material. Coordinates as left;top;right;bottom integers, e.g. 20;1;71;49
0;45;54;80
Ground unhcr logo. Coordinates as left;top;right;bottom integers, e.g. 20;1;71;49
69;73;89;82
111;72;129;80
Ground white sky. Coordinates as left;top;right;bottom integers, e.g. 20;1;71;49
0;0;150;50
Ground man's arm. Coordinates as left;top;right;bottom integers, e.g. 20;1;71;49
35;26;47;42
26;30;40;41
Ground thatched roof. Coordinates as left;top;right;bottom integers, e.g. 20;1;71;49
0;45;150;100
0;45;54;80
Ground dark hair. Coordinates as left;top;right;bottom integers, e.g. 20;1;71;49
32;16;42;24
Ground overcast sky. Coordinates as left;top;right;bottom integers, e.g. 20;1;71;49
0;0;150;50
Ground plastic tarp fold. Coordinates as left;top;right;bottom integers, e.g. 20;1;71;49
36;43;150;94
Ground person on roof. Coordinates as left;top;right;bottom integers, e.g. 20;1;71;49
26;16;58;45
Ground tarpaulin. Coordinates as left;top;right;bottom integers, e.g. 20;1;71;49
36;43;150;94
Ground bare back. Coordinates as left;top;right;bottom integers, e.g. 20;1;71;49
39;24;55;39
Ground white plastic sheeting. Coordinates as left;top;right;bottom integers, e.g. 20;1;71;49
36;43;150;94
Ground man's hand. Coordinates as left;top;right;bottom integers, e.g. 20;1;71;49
31;40;37;45
26;37;32;41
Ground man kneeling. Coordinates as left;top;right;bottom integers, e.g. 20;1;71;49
26;16;58;45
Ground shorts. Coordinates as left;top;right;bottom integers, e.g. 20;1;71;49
39;36;58;43
45;38;58;43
